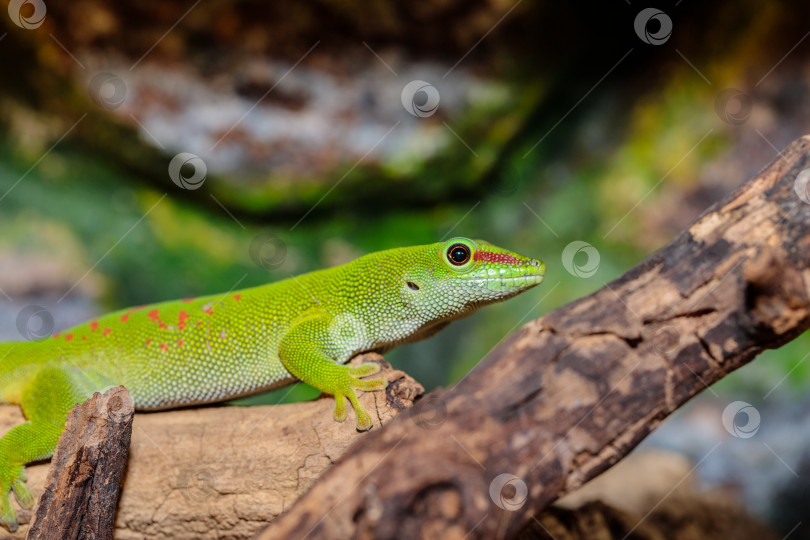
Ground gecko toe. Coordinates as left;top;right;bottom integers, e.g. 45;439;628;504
12;477;33;509
0;495;18;533
352;377;388;391
349;362;381;378
333;395;349;422
354;407;373;431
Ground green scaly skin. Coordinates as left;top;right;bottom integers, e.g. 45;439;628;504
0;237;544;531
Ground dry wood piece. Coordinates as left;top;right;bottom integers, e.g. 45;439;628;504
27;386;134;540
259;136;810;539
4;356;421;539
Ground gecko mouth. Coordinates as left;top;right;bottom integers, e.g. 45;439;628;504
471;273;545;286
466;259;545;291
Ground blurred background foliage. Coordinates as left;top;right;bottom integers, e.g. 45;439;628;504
3;0;810;533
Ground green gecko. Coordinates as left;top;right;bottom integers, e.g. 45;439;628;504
0;237;544;531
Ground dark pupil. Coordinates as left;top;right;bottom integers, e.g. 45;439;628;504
449;245;470;265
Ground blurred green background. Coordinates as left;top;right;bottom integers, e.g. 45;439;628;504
2;0;810;533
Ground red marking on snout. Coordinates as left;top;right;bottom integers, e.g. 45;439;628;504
65;334;74;341
89;321;99;332
233;294;241;301
473;251;522;264
103;328;111;336
182;298;195;303
178;311;189;330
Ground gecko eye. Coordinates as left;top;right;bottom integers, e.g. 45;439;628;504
406;281;420;290
447;243;471;266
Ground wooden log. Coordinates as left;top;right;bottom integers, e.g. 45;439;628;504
3;356;421;538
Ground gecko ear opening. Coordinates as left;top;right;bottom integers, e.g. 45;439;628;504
406;281;420;291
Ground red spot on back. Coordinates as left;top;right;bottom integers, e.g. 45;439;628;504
160;343;169;351
473;250;522;264
53;332;61;339
196;321;202;327
89;321;99;332
178;311;190;330
82;335;87;341
177;339;184;347
121;314;130;322
103;328;111;336
233;294;241;301
65;333;74;341
146;338;152;346
148;309;168;329
203;307;214;315
182;297;195;303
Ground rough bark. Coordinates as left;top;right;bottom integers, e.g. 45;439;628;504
257;136;810;539
4;357;422;539
26;386;134;540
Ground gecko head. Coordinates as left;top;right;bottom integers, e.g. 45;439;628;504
401;237;545;321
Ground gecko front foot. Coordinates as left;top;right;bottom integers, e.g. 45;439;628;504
0;464;33;532
278;316;391;432
332;362;388;431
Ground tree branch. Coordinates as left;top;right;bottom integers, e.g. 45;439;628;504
27;386;134;540
258;136;810;539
